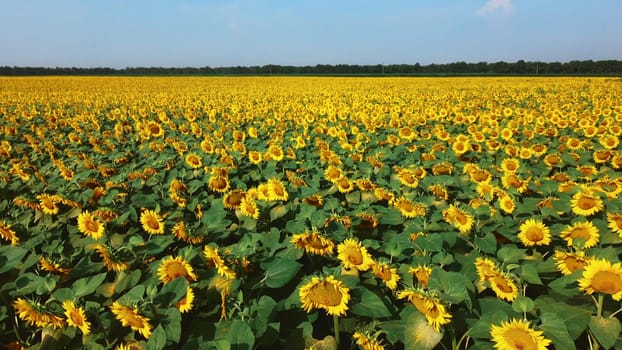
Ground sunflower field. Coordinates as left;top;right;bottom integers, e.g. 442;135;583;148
1;76;622;350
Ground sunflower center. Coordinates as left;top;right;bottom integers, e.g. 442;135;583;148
212;177;227;189
85;217;100;233
375;266;392;281
591;271;622;295
454;211;468;225
525;227;544;242
505;328;538;350
564;256;587;273
613;216;622;230
343;246;364;265
492;274;514;293
69;309;84;326
146;215;160;230
150;125;161;134
508;175;522;188
577;195;598;210
305;235;329;249
311;281;343;307
166;261;188;279
273;185;285;196
569;226;591;240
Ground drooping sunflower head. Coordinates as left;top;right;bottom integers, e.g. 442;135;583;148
442;204;474;234
488;271;519;302
299;275;350;317
352;331;385;350
554;250;592;275
490;318;551;350
409;265;433;289
239;196;260;220
336;176;355;193
37;193;61;215
13;298;66;329
110;301;152;339
267;178;289;201
578;258;622;300
324;165;343;183
396;289;452;331
0;220;19;245
77;211;105;239
157;256;198;284
176;286;195;313
303;194;324;208
475;256;498;282
62;300;91;335
337;238;374;272
607;212;622;237
223;190;246;210
372;262;401;290
290;231;335;256
517;218;551;247
560;220;600;249
140;209;165;235
208;176;230;193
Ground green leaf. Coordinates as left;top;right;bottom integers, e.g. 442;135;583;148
590;316;621;350
540;312;576;350
0;246;27;273
469;310;509;339
547;271;581;297
519;263;543;285
350;286;392;318
145;324;167;350
379;209;405;226
474;231;497;254
11;272;47;296
269;204;289;221
428;269;471;305
497;246;526;264
217;320;255;350
511;296;535;314
162;307;182;343
73;272;108;298
262;258;302;288
250;296;277;337
537;299;591;339
154;277;188;306
118;285;146;305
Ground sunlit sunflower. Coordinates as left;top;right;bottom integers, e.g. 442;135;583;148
543;153;563;168
290;231;335;256
397;289;452;331
475;180;497;202
203;245;237;279
13;298;66;329
303;194;324;208
239;196;260;219
600;134;620;150
77;211;105;239
607;212;622;237
146;121;164;138
208;175;230;193
324;165;343;183
578;259;622;300
92;243;129;272
469;168;492;183
39;256;70;276
223;190;246;210
336;176;355;193
268;178;289;201
560;221;600;249
110;301;152;339
372;262;401;290
409;265;433;288
353;331;385;350
428;184;449;200
554;250;592;275
475;257;498;281
171;221;204;244
373;187;395;203
140;209;165;235
356;178;377;192
184;153;203;169
489;272;519;302
176;286;195;313
490;318;551;350
0;220;19;245
266;144;284;162
517;219;551;247
396;168;420;188
248;150;262;165
393;197;426;219
500;158;520;173
498;194;516;215
337;238;374;272
570;189;604;216
37;194;60;215
442;204;474;234
501;173;529;193
62;300;91;335
299;275;350;317
158;256;198;284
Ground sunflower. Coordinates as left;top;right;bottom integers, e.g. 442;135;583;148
267;178;289;201
158;256;198;284
336;176;355;193
560;221;600;249
37;194;60;215
500;158;520;173
409;265;433;288
498;194;516;215
517;219;551;247
373;187;395;203
501;173;529;193
428;184;449;200
600;134;620;149
489;272;519;302
352;331;385;350
372;262;401;290
607;212;622;237
393;197;426;219
146;121;164;138
324;165;343;183
239;196;260;219
62;300;91;335
208;176;230;193
176;286;195;313
337;238;374;272
77;211;105;239
579;259;622;300
442;204;474;234
570;189;603;216
475;257;498;281
110;301;152;339
290;231;335;256
299;275;350;316
490;318;551;350
543;153;563;167
396;169;420;188
184;153;203;169
476;180;497;201
554;250;592;275
140;209;165;235
303;194;324;208
39;256;70;276
397;289;452;331
13;298;66;329
171;221;204;244
223;190;246;210
203;245;237;279
92;243;129;272
0;220;19;245
248;150;262;165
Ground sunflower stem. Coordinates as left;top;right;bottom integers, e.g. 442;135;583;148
333;314;340;347
591;294;605;350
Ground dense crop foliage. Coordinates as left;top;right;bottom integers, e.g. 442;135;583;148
1;77;621;349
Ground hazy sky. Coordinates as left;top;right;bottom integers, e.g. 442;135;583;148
1;0;620;68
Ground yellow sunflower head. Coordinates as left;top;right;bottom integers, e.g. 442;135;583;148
248;150;263;165
267;178;289;201
578;258;622;300
560;220;600;249
475;256;498;282
208;176;230;193
570;189;604;216
290;231;335;256
184;153;203;169
303;194;324;208
396;289;452;331
13;298;66;329
157;256;198;284
140;209;165;235
337;238;374;272
77;211;105;239
517;218;551;247
352;331;385;350
0;220;19;245
393;197;426;219
299;275;350;317
442;204;474;234
176;286;195;313
607;212;622;237
223;189;246;210
409;265;433;289
62;300;91;335
490;318;551;350
110;301;152;339
372;262;401;290
554;250;592;275
37;194;60;215
489;272;519;302
239;196;260;220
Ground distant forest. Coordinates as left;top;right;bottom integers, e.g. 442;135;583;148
1;60;621;76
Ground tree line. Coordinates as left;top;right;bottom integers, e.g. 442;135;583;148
1;60;621;76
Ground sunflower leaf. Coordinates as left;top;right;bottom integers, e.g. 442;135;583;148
0;245;27;274
589;315;621;350
350;286;393;318
145;324;167;350
154;277;188;306
262;257;302;288
73;272;107;298
540;312;576;350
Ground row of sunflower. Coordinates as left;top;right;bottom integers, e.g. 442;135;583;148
0;76;621;350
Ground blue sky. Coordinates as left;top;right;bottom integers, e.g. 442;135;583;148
1;0;620;68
